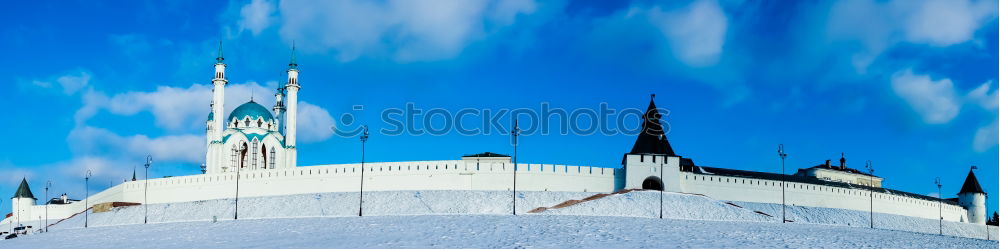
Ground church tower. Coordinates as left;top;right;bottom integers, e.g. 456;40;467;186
11;178;35;227
206;41;228;174
284;44;300;168
957;168;986;224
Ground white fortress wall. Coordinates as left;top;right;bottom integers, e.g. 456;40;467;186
679;172;968;222
3;160;615;225
623;154;970;223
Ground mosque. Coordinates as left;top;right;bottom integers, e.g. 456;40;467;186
1;46;990;235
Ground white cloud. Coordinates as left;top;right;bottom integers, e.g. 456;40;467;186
903;0;997;46
827;0;997;72
30;70;92;95
238;0;276;36
77;82;276;131
973;120;998;152
890;70;961;124
296;101;336;143
68;125;205;164
966;81;999;111
648;0;728;67
273;0;538;62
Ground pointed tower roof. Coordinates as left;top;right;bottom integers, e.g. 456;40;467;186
628;94;676;156
132;167;137;181
216;40;225;64
959;169;985;194
288;41;298;69
13;178;35;200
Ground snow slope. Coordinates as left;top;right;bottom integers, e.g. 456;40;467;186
5;190;997;248
2;215;995;248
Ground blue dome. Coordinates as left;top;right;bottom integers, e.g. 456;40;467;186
228;100;274;122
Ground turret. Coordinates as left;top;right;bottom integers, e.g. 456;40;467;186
957;168;986;224
621;94;684;192
11;178;36;227
284;44;299;168
206;41;227;174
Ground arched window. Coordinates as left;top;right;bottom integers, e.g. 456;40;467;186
269;148;276;169
261;144;268;169
252;140;259;169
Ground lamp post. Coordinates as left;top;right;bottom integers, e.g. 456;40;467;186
935;177;942;235
659;157;664;219
144;155;152;224
777;144;787;223
45;181;51;232
85;169;92;228
865;160;874;229
235;145;243;220
358;125;368;217
511;120;519;216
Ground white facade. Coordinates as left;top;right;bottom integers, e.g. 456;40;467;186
959;192;986;224
204;47;298;174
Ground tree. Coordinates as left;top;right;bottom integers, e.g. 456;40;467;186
988;211;999;226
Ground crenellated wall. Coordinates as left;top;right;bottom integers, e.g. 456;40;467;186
3;160;617;227
2;155;978;230
622;154;972;223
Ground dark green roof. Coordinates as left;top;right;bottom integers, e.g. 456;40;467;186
13;178;35;200
463;152;510;158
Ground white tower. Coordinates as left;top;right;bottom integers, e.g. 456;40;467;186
11;178;35;228
206;42;228;174
957;169;986;224
284;45;299;168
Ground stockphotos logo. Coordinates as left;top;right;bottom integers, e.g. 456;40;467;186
332;102;670;138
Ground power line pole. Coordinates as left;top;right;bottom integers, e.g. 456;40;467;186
85;170;92;228
865;160;874;229
512;120;519;216
144;155;152;224
777;144;787;223
935;177;942;236
358;125;369;217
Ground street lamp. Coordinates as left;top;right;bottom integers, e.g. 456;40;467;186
659;157;664;219
511;120;520;216
85;169;92;228
935;177;942;236
144;155;152;224
777;144;787;223
235;144;244;220
45;181;51;232
865;160;874;229
358;125;369;217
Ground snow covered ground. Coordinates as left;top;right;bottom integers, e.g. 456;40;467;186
3;190;997;248
3;215;996;248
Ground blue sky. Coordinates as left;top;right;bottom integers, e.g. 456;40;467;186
0;0;997;215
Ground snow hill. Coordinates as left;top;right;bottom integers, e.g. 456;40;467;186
4;190;997;248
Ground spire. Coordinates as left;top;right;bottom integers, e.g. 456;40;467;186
13;178;35;200
959;168;985;194
628;94;676;156
288;41;298;69
216;40;225;64
132;166;137;181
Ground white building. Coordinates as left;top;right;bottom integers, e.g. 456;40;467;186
1;55;990;232
204;44;300;174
